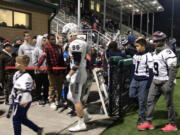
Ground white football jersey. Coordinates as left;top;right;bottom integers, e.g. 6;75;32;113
12;71;33;104
133;52;153;77
69;39;88;69
153;48;177;81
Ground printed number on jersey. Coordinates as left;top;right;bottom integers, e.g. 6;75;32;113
154;62;159;76
135;61;148;74
72;45;80;51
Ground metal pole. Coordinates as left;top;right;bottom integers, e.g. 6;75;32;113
146;12;149;37
128;15;131;27
103;0;106;30
171;0;174;37
120;5;123;30
78;0;81;27
56;22;59;34
131;0;134;34
59;0;61;8
152;13;155;34
140;11;143;34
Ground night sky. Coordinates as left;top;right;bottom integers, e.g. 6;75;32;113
134;0;180;45
155;0;180;43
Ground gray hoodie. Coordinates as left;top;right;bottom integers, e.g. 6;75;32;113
32;35;47;73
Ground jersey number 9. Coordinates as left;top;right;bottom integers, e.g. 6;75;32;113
154;62;159;76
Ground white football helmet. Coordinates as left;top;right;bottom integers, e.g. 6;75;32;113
62;23;79;40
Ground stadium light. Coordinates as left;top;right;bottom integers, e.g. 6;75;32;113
152;1;157;5
128;4;132;8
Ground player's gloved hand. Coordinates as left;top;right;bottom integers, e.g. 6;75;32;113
66;74;71;82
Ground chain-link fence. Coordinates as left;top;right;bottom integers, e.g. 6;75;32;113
108;56;134;117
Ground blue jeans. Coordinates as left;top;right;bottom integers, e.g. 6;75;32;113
129;79;148;119
13;102;39;135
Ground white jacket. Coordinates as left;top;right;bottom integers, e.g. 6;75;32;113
32;35;47;73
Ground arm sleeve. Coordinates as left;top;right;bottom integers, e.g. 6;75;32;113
163;49;177;86
37;48;46;67
18;45;23;56
32;49;38;66
132;55;136;65
163;49;177;67
168;66;177;86
147;53;153;69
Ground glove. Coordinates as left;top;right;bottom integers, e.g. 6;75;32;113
66;74;71;82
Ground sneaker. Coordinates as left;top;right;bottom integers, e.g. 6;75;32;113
67;110;76;117
37;127;44;135
68;122;87;132
83;110;92;122
161;124;178;132
137;117;145;125
50;103;57;110
137;122;154;130
56;99;64;108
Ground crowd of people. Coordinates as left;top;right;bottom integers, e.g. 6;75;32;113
0;20;179;135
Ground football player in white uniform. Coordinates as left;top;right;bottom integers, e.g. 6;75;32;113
129;37;153;125
62;23;91;132
9;55;43;135
138;31;178;132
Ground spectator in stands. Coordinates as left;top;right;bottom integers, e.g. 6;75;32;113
82;21;89;32
114;22;119;32
37;34;65;110
90;13;96;27
32;35;49;106
93;19;99;31
106;41;126;58
12;37;22;57
0;42;15;104
125;35;137;57
90;47;98;65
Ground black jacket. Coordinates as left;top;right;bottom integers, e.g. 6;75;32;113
0;50;15;82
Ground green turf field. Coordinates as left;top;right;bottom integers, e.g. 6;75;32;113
101;69;180;135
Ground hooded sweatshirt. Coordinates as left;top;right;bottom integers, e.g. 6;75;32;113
32;35;46;73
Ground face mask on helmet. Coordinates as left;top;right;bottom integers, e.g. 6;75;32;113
62;23;78;41
67;30;78;41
